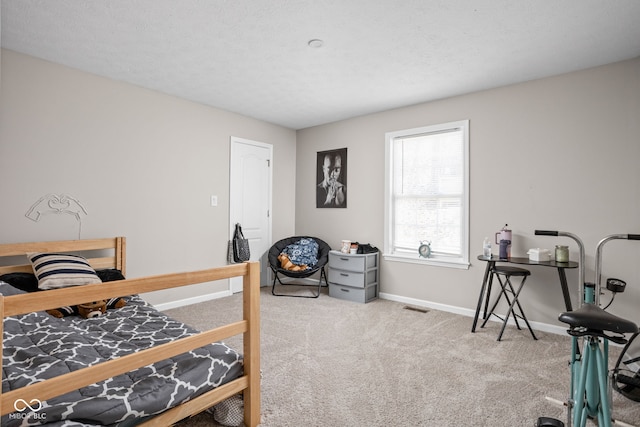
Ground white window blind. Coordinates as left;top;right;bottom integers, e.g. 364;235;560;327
385;120;469;268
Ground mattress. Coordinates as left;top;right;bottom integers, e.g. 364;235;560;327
1;282;243;426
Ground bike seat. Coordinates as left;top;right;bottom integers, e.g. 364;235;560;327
559;303;638;343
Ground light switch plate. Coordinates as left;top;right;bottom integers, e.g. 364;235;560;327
210;195;218;206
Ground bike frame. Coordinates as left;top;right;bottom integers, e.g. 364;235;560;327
569;284;611;427
535;231;640;427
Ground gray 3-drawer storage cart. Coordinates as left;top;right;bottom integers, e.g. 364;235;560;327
328;250;379;303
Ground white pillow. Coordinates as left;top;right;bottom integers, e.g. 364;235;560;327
28;252;101;290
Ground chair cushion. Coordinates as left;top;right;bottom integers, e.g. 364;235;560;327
268;236;331;278
494;266;530;276
282;238;319;267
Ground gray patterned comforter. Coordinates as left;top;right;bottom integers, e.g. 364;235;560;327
1;283;243;426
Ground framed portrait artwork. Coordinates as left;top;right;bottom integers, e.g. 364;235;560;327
316;148;347;208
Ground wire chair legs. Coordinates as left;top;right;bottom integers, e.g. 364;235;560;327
271;268;328;298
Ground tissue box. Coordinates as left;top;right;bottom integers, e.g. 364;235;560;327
527;248;550;261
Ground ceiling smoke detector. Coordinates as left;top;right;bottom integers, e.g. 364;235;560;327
308;39;324;48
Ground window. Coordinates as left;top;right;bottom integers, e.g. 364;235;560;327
384;120;469;268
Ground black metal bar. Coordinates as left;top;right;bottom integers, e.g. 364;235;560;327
557;267;573;312
472;260;493;332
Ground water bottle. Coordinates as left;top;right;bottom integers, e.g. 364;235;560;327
483;237;491;258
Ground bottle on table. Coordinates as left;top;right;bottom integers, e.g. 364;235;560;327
483;237;492;258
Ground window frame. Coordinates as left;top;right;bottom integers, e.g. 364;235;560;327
383;120;470;269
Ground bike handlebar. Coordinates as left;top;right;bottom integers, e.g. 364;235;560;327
595;233;640;305
535;229;586;308
536;231;640;307
534;230;559;236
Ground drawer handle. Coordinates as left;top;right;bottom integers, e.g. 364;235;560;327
340;273;349;277
339;257;350;261
340;288;350;293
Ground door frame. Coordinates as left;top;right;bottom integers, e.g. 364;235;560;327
229;136;273;292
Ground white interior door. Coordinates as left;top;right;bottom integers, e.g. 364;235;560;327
229;137;272;292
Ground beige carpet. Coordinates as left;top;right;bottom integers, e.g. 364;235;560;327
167;286;640;427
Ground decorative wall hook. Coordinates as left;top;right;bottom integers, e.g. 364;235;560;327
25;193;88;238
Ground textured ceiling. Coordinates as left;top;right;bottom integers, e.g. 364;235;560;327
2;1;640;130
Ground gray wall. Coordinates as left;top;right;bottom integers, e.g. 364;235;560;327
0;49;297;305
295;57;640;329
2;47;638;330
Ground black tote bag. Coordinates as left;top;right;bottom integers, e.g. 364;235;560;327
232;223;251;262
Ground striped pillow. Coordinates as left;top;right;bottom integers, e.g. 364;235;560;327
28;252;101;290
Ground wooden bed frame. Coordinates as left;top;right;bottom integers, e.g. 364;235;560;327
0;237;260;427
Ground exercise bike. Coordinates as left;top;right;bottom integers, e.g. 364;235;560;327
535;230;640;427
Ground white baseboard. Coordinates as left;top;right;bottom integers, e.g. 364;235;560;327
153;289;232;311
378;291;568;336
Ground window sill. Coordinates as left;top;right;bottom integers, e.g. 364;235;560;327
382;253;470;270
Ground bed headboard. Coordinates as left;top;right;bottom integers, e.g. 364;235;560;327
0;237;126;276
